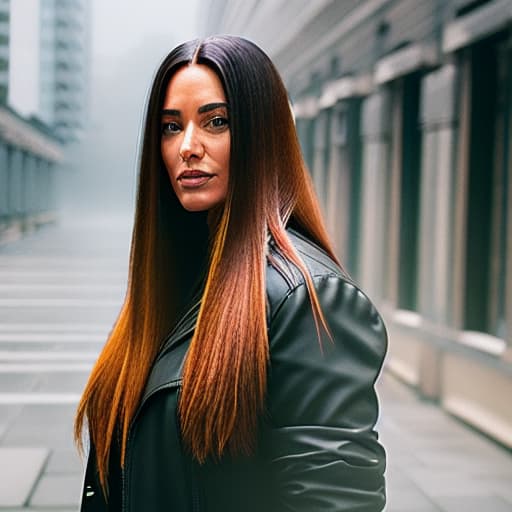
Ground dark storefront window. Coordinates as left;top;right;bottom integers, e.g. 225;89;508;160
397;74;422;311
464;32;510;338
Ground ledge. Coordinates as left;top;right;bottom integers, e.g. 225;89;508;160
318;75;373;109
0;106;63;163
374;43;438;85
443;0;512;53
293;96;319;119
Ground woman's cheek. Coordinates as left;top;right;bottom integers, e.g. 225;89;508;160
161;143;174;173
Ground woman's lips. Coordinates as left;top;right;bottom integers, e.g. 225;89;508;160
178;170;214;188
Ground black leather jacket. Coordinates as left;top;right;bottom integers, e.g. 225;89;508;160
80;229;387;511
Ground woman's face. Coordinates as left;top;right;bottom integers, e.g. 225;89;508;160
161;64;230;212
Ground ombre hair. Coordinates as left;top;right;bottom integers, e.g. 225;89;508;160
75;35;338;493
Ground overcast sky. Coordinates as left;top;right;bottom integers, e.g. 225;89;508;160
59;0;203;217
90;0;202;113
92;0;201;60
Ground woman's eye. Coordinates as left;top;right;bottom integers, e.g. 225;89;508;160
161;122;180;136
207;116;229;130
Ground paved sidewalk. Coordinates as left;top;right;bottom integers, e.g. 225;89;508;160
380;372;512;511
0;220;130;511
0;222;511;511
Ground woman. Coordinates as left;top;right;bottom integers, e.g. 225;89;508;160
76;35;387;511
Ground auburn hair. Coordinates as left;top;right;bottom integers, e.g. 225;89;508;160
75;35;339;493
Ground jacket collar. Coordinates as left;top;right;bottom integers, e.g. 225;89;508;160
141;299;200;404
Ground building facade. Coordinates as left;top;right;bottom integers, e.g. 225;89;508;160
0;0;8;104
7;0;90;142
0;105;63;241
0;0;89;241
39;0;90;142
202;0;512;448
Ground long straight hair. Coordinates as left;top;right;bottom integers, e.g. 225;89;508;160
75;35;339;493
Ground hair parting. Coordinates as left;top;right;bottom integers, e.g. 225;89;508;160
190;39;202;65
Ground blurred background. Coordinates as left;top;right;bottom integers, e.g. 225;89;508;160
0;0;512;510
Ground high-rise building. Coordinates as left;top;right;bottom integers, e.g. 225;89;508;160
40;0;90;142
0;0;8;104
8;0;90;142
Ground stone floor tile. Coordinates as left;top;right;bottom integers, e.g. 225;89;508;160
0;447;49;507
435;495;512;512
29;474;82;508
385;447;422;468
6;404;76;426
2;404;76;447
3;421;74;446
484;477;512;504
386;466;419;490
386;485;441;511
45;448;84;474
413;448;508;473
408;468;495;497
385;504;441;512
35;372;89;394
0;374;40;393
0;405;23;422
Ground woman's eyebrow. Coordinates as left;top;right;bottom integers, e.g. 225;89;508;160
161;103;228;117
162;109;180;117
198;102;228;113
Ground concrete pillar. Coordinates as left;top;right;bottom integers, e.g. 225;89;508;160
24;154;37;217
9;147;24;216
416;64;458;398
359;89;391;303
35;158;46;213
47;162;56;211
326;99;363;278
326;103;349;261
39;161;50;212
0;142;8;218
418;64;458;325
312;109;330;211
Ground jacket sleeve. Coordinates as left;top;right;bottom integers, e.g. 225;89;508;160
265;275;387;511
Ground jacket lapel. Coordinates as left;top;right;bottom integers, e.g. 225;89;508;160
141;300;200;404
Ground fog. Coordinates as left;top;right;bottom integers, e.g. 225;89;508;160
57;0;200;223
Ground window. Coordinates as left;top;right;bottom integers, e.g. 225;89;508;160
344;100;363;277
397;73;422;311
384;73;422;311
463;32;511;337
56;60;69;70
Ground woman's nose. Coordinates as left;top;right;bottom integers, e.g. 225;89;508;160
179;122;204;161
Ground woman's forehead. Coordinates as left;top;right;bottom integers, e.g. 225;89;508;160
163;64;226;107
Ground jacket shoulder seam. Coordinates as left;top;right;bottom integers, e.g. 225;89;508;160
269;273;351;324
